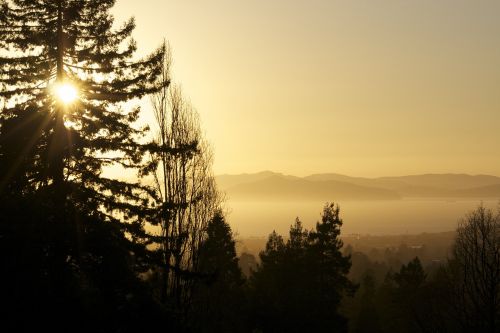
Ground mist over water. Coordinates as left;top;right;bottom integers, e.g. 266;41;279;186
227;198;499;237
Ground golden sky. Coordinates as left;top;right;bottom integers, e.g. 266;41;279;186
112;0;500;177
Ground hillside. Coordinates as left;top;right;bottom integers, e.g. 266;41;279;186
217;172;500;201
225;175;400;201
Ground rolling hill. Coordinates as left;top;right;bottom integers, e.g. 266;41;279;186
216;172;500;201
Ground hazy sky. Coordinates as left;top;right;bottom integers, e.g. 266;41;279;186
112;0;500;177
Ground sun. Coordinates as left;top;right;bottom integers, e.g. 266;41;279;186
55;82;78;104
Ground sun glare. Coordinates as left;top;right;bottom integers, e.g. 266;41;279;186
55;83;78;104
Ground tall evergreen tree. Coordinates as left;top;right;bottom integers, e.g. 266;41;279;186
250;203;355;333
0;0;165;264
190;212;246;332
305;203;356;332
377;257;428;333
0;0;163;226
393;257;426;290
354;271;382;333
0;0;166;329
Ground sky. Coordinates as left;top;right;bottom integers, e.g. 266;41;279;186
112;0;500;177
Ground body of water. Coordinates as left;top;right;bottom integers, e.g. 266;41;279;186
226;198;499;237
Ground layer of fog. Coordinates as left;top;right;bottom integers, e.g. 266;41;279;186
227;198;499;237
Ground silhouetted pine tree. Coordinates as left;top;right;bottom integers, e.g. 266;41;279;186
190;212;246;332
378;257;427;333
354;271;382;333
249;230;287;331
393;257;426;290
250;203;355;333
0;0;163;228
305;203;357;332
0;0;167;330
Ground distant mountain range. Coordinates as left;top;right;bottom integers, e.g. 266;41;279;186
216;171;500;201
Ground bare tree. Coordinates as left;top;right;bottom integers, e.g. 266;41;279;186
452;204;500;332
146;41;223;307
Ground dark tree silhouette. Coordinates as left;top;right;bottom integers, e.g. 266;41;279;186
339;205;500;333
392;257;428;332
354;271;382;333
393;257;426;290
0;0;163;229
251;203;356;333
305;203;357;332
450;205;500;333
145;43;222;307
190;212;246;332
0;0;167;330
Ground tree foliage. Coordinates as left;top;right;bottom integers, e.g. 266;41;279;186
143;42;223;311
0;0;164;226
451;204;500;332
190;212;246;332
0;0;166;329
251;203;356;333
